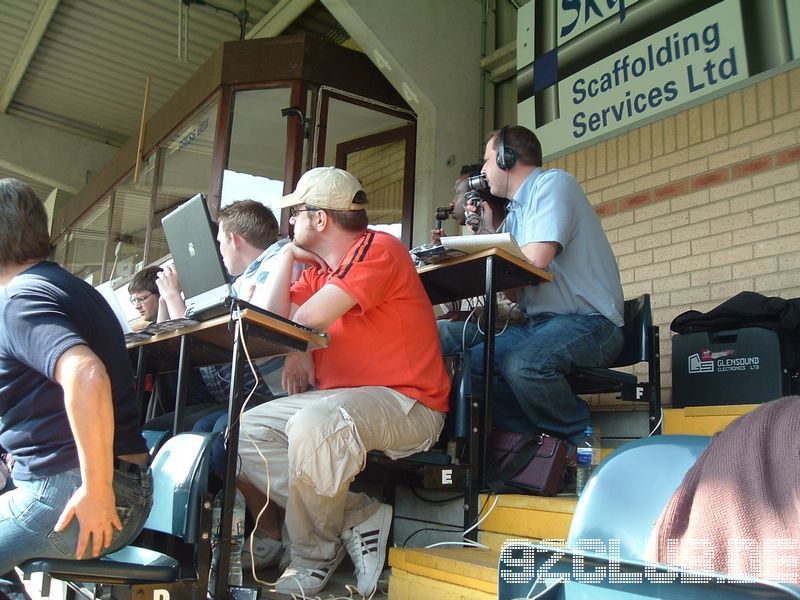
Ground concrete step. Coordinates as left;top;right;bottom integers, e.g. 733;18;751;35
389;493;577;599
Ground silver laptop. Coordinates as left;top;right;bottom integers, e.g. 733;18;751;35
161;193;232;321
161;193;317;333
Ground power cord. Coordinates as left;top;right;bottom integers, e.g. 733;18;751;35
233;319;282;590
648;408;664;437
410;487;464;504
418;494;500;551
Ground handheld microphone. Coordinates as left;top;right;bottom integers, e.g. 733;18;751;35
466;173;488;192
463;191;482;233
435;206;454;231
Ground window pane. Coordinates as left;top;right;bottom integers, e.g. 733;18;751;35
150;98;219;262
222;87;291;219
345;138;406;234
107;163;154;283
63;198;110;285
322;96;413;240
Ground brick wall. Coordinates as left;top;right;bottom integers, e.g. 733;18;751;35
545;67;800;406
343;140;405;225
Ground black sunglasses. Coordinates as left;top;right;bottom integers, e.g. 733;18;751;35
289;206;317;218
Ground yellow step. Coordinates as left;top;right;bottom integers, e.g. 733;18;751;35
478;529;536;552
388;547;498;599
478;493;577;542
663;404;759;435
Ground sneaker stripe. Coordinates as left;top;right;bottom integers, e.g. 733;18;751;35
307;568;329;582
343;503;393;596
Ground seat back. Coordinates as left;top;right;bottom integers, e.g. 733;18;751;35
611;294;653;368
566;435;710;562
141;429;170;459
144;431;213;543
446;349;473;442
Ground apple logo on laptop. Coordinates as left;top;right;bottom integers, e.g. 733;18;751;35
188;242;196;257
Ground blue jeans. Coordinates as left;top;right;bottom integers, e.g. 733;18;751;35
193;394;284;480
0;463;153;574
192;409;228;478
438;314;623;444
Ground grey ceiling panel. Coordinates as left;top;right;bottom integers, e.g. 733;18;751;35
0;0;350;206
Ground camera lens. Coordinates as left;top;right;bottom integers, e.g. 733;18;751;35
466;173;488;192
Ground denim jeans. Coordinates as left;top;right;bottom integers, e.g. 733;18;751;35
192;409;228;479
438;313;623;444
191;392;279;480
0;463;153;574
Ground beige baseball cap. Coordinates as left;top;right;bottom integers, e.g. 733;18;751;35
273;167;365;210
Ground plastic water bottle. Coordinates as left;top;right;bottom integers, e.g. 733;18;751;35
209;489;247;593
575;426;600;496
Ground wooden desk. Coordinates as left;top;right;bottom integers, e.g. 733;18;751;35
418;248;551;536
128;305;327;599
418;247;552;305
129;309;327;428
128;309;327;370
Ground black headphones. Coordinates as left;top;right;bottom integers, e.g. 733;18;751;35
496;126;517;171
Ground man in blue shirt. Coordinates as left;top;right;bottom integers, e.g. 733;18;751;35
0;179;152;598
439;126;624;444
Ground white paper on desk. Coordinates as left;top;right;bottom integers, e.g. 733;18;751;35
440;232;529;263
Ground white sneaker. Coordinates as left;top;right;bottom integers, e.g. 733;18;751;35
274;545;345;595
241;529;284;571
342;502;392;596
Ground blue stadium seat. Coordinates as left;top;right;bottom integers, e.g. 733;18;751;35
498;435;800;600
141;428;170;459
567;434;709;561
20;432;214;598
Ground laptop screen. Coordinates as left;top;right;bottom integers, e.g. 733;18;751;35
95;280;133;333
161;193;231;318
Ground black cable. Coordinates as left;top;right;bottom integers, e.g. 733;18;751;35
401;526;464;548
185;0;249;40
400;493;498;548
469;493;495;531
410;487;465;505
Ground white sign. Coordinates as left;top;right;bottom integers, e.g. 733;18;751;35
558;0;643;45
518;0;759;158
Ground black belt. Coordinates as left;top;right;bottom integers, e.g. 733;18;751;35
114;457;150;476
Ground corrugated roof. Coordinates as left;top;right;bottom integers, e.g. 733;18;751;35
0;0;344;198
11;0;264;144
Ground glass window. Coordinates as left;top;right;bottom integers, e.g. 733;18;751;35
344;137;406;234
52;239;67;267
222;87;291;220
149;98;219;262
106;159;155;284
62;198;111;285
319;94;415;243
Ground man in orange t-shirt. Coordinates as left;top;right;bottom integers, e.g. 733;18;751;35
237;167;449;597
